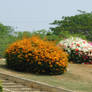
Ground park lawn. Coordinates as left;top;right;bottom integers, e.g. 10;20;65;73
0;59;92;92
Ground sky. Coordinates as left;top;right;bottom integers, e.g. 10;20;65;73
0;0;92;32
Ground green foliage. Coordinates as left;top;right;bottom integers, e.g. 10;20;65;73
31;29;47;39
15;29;47;40
0;23;16;58
46;30;87;44
0;23;13;35
15;31;32;40
50;10;92;41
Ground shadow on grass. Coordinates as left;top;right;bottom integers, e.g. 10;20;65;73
0;64;63;76
0;64;6;69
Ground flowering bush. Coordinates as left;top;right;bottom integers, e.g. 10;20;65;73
58;37;92;64
5;36;68;74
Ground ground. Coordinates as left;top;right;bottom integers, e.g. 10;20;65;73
0;59;92;92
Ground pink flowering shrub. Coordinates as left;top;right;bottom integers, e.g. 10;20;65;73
58;37;92;64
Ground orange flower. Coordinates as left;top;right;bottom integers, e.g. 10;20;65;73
50;65;53;67
5;36;68;74
38;62;41;65
25;55;28;58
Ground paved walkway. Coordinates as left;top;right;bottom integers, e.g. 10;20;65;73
0;78;47;92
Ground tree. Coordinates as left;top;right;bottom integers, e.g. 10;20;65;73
0;23;13;35
0;23;15;57
50;10;92;41
31;29;47;39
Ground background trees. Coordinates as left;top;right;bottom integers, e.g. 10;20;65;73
50;10;92;41
0;23;16;57
1;10;92;57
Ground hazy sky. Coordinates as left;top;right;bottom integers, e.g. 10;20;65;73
0;0;92;32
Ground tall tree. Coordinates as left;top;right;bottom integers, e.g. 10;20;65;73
50;10;92;41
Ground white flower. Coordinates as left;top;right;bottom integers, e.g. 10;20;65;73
59;37;92;53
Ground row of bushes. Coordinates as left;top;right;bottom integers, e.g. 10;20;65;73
5;36;92;75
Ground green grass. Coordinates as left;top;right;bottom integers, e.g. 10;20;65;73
0;59;92;92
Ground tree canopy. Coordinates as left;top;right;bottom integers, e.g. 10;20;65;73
50;11;92;41
0;23;15;57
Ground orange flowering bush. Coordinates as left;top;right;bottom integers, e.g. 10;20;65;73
5;36;68;74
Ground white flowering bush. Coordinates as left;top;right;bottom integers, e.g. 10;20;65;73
58;37;92;64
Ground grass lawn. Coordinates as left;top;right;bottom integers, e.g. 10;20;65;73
0;59;92;92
